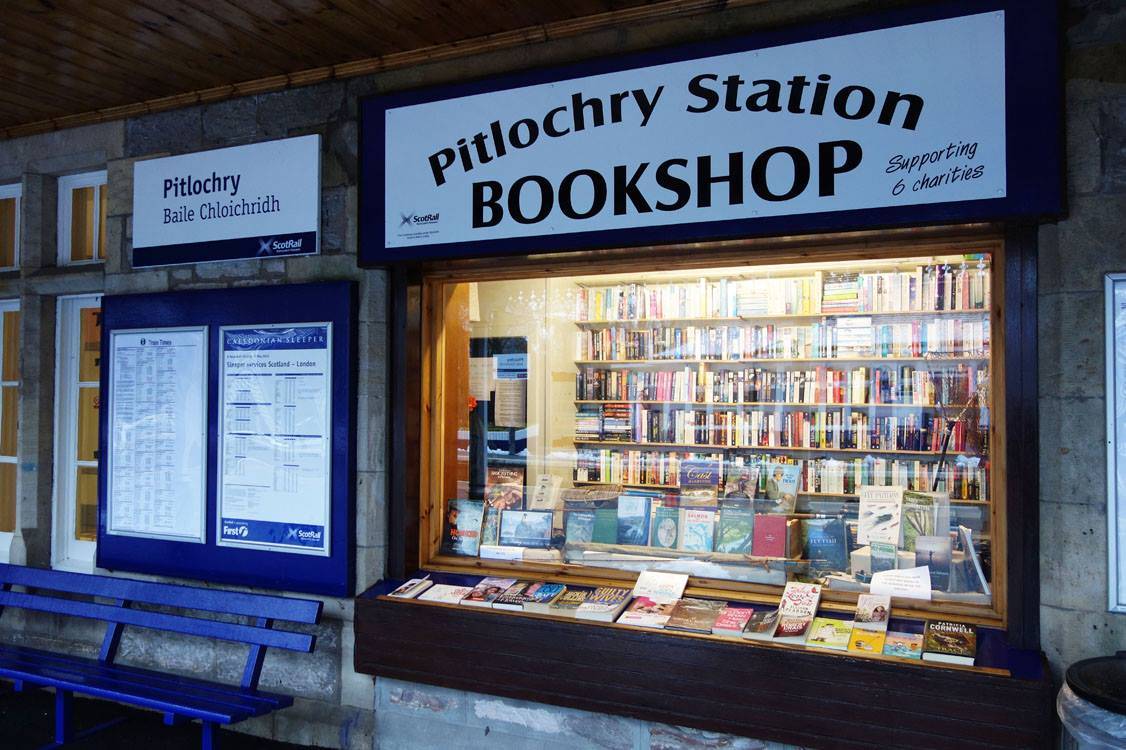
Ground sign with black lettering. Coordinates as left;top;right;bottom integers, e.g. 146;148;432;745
359;2;1060;264
132;135;320;267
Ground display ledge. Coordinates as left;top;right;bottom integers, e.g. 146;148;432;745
355;572;1052;750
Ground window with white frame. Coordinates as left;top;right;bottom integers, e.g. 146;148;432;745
57;171;107;265
0;183;19;269
53;294;101;571
0;300;19;562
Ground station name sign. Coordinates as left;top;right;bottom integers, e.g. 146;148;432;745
361;3;1061;263
133;135;320;267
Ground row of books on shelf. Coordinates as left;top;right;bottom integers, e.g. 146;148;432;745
575;319;990;362
576;404;984;453
575;364;986;407
573;450;989;501
574;263;991;322
390;572;979;667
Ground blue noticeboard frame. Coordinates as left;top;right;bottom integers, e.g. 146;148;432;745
96;281;357;597
357;0;1062;266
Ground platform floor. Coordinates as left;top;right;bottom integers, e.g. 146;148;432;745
0;682;306;749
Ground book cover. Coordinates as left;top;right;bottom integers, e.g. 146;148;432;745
549;589;589;617
883;631;924;659
522;582;566;613
499;509;554;548
853;593;891;632
756;462;801;514
460;577;517;607
593;507;619;544
666;598;726;633
679;458;720;490
529;473;563;510
914;534;953;591
870;541;898;575
417;584;474;604
960;525;991;596
651;505;681;549
722;464;759;501
485;466;526;511
616;596;676;628
922;620;977;666
848;628;887;654
439;499;485;557
480;506;501;547
387;577;433;599
632;571;688;603
681;508;716;552
901;490;950;552
801;517;848;573
805;617;853;650
858;485;904;546
575;587;632;622
751;514;788;557
774;582;822;643
617;495;652;546
564;510;595;544
742;608;780;640
712;606;754;636
715;506;755;554
492;582;534;611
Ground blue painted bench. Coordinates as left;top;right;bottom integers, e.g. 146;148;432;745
0;563;323;749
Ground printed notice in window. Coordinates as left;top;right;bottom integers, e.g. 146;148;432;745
217;324;331;555
107;327;207;542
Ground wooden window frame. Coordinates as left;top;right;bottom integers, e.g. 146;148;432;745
0;299;18;561
0;184;20;271
395;225;1031;637
56;170;107;267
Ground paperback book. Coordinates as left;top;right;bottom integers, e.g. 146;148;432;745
805;617;853;651
480;507;501;547
960;525;991;595
633;571;688;603
852;594;892;632
460;577;517;607
575;587;632;622
715;506;755;554
522;582;567;613
922;620;977;666
485;466;525;511
751;515;788;558
417;584;474;604
387;577;433;599
801;517;848;573
681;508;716;552
616;596;677;628
857;485;904;546
617;495;652;546
712;605;755;636
914;535;953;591
870;541;898;575
883;631;924;659
593;506;620;544
492;582;534;611
549;588;590;617
848;629;887;654
756;462;801;515
742;608;780;640
901;490;951;552
774;582;822;644
564;510;595;544
439;499;485;557
722;464;760;501
499;510;554;549
665;598;726;633
651;505;681;549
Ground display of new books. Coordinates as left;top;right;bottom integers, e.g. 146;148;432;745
742;608;780;640
616;596;677;628
633;571;688;603
914;535;953;591
712;605;754;636
756;462;801;514
485;466;526;511
774;582;822;643
417;584;475;604
522;582;567;613
857;485;904;546
575;587;632;622
665;598;725;633
848;628;887;654
499;510;554;548
651;504;681;549
801;517;848;572
439;499;485;557
805;617;853;650
680;508;716;552
493;582;534;611
883;631;924;659
922;620;977;666
722;464;759;501
529;473;563;510
387;576;433;599
549;588;590;617
715;506;755;554
564;510;596;544
901;490;951;552
751;514;788;557
460;577;517;607
852;594;891;631
616;495;652;545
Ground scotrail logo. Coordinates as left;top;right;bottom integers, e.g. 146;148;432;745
286;527;323;544
223;523;250;538
398;211;440;228
256;236;304;256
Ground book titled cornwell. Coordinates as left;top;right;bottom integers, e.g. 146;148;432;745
922;620;977;666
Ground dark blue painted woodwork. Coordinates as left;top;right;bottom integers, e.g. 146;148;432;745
0;563;322;749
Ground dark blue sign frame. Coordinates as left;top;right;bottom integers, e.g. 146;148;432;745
358;0;1061;266
97;281;357;597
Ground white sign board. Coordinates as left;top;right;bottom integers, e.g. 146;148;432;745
132;135;320;267
1107;274;1126;612
217;324;332;556
107;327;207;542
382;12;1005;250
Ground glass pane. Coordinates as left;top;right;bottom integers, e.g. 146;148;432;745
79;306;102;382
75;465;98;541
70;186;96;262
3;309;19;382
0;197;15;268
434;254;995;608
77;386;99;462
97;187;107;260
0;386;17;456
0;462;14;533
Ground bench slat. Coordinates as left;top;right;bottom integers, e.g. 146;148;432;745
0;591;314;651
0;645;290;713
0;564;321;624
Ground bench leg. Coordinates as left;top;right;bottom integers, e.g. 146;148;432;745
54;689;73;744
201;720;219;750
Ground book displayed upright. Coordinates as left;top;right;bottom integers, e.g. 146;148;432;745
773;582;822;644
617;495;652;546
922;620;977;666
440;499;485;557
485;466;525;511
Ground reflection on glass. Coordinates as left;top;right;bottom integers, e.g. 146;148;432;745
70;186;97;262
77;386;99;462
0;198;15;268
75;466;98;541
0;462;13;533
435;254;995;607
79;307;101;382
